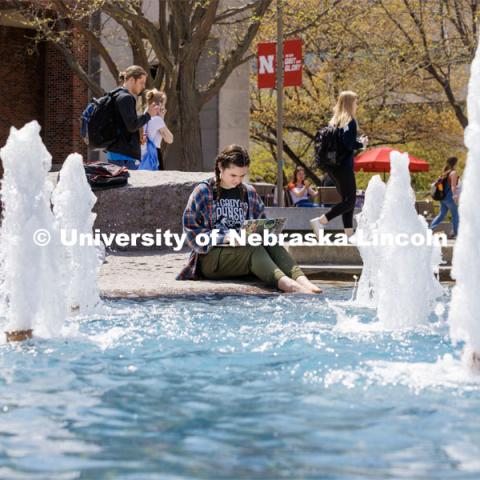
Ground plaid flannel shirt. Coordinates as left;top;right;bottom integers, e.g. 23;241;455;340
177;178;266;280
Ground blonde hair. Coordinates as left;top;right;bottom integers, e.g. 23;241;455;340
329;91;358;129
119;65;147;83
145;88;166;106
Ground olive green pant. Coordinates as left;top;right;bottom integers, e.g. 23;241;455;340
199;245;304;287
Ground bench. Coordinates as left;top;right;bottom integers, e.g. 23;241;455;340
265;206;360;231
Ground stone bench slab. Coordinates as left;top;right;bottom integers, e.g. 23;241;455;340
265;207;361;231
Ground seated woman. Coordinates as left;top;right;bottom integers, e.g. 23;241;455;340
288;166;319;207
177;145;321;293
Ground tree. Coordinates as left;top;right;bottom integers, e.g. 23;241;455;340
249;0;473;190
19;0;273;170
373;0;478;129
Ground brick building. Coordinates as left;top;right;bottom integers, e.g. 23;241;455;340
0;1;250;176
0;10;89;177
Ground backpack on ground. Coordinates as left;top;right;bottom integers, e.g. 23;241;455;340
430;174;448;201
81;88;123;149
84;162;130;190
314;126;345;169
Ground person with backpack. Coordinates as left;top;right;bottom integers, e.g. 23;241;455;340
310;91;368;238
429;156;460;238
106;65;159;169
139;89;174;170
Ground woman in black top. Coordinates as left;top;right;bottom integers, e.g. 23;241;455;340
311;91;368;237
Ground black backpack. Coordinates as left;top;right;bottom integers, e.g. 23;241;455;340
430;174;448;201
84;162;130;190
81;88;123;149
314;126;345;169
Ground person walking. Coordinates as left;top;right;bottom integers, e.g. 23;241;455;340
430;156;460;238
310;91;368;237
106;65;159;169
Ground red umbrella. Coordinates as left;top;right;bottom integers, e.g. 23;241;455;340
354;147;429;173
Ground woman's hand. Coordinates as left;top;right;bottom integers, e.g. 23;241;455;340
147;103;159;117
223;233;238;247
360;135;369;148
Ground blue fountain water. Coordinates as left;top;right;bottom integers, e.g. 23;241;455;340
1;287;479;479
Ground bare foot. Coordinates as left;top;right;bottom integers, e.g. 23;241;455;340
295;275;323;293
277;276;312;294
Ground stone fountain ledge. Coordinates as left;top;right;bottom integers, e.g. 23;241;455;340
99;247;453;299
98;250;344;298
100;250;275;298
44;170;454;297
48;170;211;237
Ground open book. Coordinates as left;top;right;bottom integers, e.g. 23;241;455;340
242;217;287;236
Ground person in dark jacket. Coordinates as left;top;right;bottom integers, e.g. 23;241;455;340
310;91;368;237
106;65;159;169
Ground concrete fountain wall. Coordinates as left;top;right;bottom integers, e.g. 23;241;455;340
48;170;211;245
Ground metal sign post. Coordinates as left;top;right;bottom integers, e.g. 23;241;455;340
276;0;284;206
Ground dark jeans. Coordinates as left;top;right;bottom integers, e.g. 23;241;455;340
108;159;139;170
296;199;319;208
430;189;459;236
323;166;356;228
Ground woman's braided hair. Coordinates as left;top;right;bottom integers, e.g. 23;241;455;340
214;144;250;201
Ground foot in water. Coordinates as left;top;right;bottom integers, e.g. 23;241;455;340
278;276;315;294
295;275;323;293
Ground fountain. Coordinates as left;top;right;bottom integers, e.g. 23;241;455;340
373;151;443;328
353;175;386;307
448;41;480;371
52;153;101;314
0;121;479;477
0;121;67;340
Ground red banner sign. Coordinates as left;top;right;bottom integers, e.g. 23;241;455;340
257;39;302;89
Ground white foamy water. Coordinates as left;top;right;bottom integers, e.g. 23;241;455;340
52;153;101;314
324;354;480;393
375;151;443;328
353;175;386;307
0;121;67;337
448;40;480;368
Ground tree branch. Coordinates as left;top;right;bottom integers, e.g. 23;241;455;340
54;40;103;96
214;1;258;22
50;0;119;82
103;2;173;70
199;0;273;106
